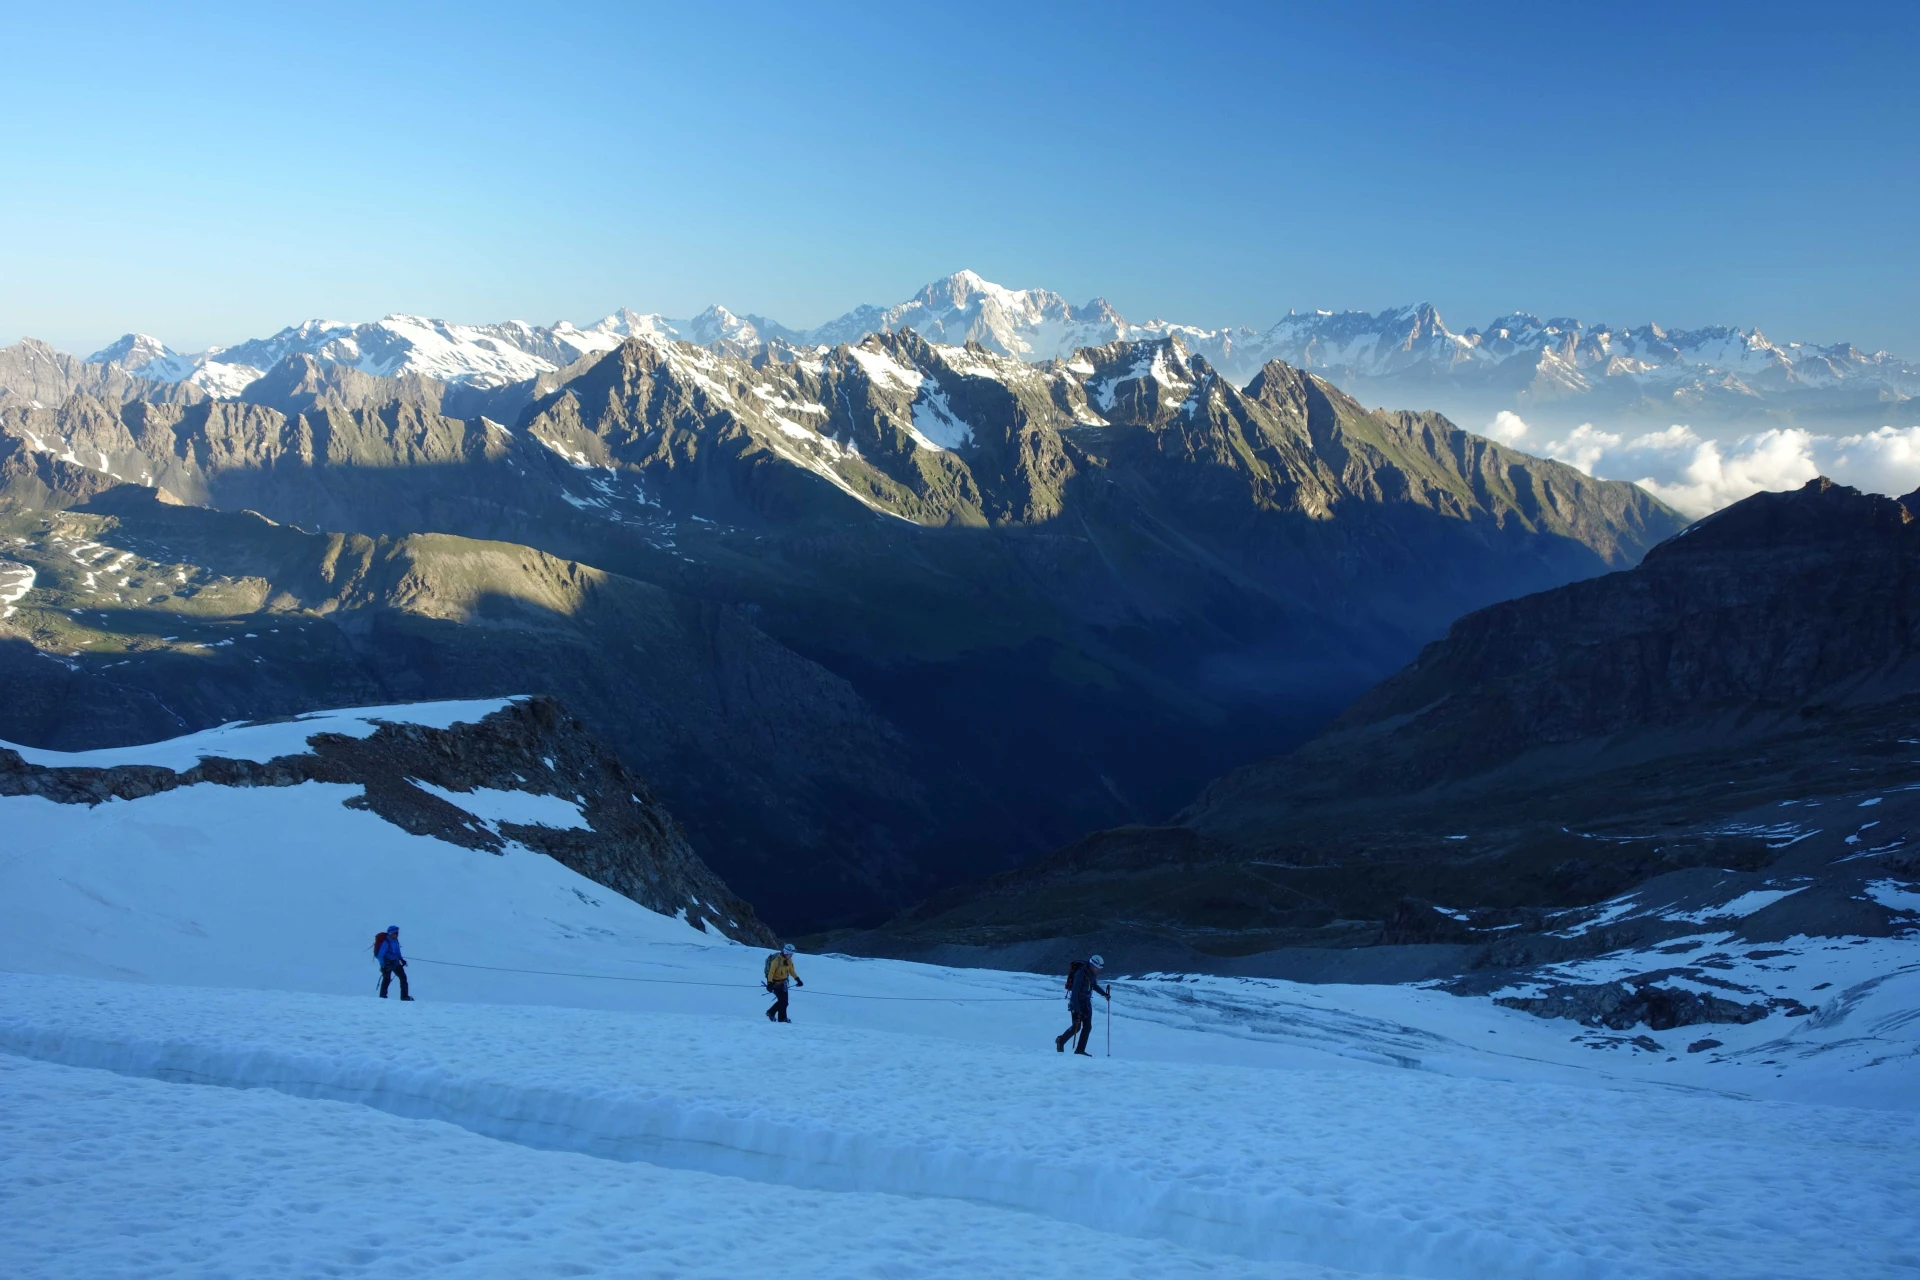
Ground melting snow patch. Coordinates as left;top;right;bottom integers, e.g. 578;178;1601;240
407;780;590;831
847;346;926;394
910;386;972;450
931;344;1002;380
1652;887;1806;923
1866;880;1920;914
533;431;604;470
1552;893;1643;935
768;413;816;442
0;561;35;617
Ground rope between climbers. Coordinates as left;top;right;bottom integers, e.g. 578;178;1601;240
409;956;1061;1002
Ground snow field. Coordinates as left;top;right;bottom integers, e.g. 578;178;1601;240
3;1053;1352;1280
0;775;724;994
3;974;1915;1280
4;702;1918;1276
16;743;1896;1103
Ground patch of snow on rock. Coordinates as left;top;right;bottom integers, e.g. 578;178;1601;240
408;779;591;830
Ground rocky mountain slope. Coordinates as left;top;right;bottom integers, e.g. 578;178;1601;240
70;271;1918;429
0;695;772;944
0;466;919;928
856;479;1920;991
0;324;1680;931
0;338;204;411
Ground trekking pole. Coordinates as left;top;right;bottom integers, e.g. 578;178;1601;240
1106;987;1112;1058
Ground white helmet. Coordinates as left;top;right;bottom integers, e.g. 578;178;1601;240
1088;954;1105;969
782;943;795;955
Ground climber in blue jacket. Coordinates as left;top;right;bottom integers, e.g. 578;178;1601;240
374;925;413;1001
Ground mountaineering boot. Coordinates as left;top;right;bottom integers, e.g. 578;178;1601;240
1074;1049;1092;1056
401;995;415;1002
1055;1033;1068;1052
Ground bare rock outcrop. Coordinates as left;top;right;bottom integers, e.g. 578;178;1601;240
0;696;773;945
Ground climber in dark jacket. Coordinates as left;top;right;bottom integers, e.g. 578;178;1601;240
1055;954;1109;1055
375;925;413;1001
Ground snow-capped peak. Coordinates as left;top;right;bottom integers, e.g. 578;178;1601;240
86;333;172;368
61;272;1920;419
86;333;199;382
684;305;761;348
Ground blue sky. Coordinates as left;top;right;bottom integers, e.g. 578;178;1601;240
3;1;1915;355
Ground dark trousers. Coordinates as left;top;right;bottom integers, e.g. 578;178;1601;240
1059;1001;1093;1052
766;980;790;1022
379;961;410;999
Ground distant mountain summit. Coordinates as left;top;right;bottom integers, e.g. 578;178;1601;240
71;271;1918;427
790;269;1143;358
87;315;643;397
84;333;188;379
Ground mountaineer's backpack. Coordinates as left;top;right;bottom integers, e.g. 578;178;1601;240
372;931;389;962
1064;960;1084;991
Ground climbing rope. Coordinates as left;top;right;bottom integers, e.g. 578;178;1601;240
408;955;1062;1002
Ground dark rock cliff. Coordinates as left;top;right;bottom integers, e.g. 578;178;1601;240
847;479;1920;964
1320;478;1920;785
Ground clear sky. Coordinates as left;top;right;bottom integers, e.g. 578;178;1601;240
3;0;1915;357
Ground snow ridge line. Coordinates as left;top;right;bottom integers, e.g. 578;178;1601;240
0;1021;1589;1280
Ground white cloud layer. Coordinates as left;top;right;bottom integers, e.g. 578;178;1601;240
1482;413;1920;518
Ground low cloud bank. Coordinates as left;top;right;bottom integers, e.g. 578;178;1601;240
1485;411;1920;518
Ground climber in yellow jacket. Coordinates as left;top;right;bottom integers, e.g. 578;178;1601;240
764;943;803;1023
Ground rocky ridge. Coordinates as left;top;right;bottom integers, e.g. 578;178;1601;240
0;696;773;944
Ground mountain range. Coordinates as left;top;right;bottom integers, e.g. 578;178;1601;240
3;273;1914;1016
0;309;1679;930
69;270;1920;430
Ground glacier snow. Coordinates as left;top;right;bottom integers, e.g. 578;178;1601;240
1;702;1917;1277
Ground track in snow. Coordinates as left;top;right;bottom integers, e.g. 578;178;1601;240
4;973;1916;1280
